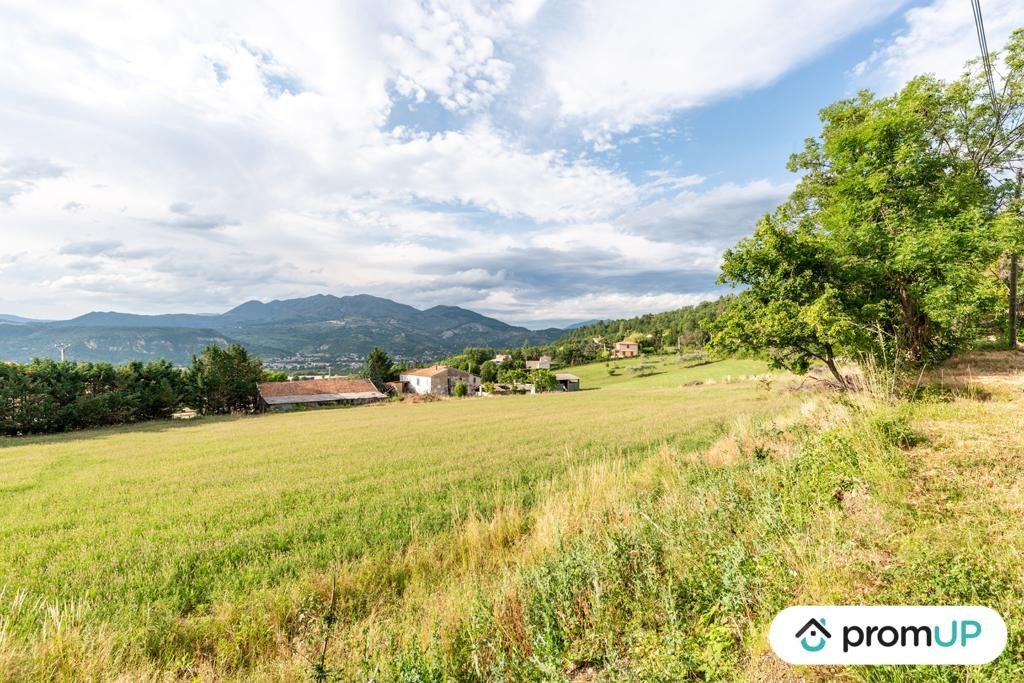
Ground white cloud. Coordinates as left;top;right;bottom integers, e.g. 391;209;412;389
0;0;900;322
364;125;639;222
530;0;901;145
623;179;795;245
854;0;1024;91
385;0;516;112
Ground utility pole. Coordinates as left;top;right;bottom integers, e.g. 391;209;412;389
1011;168;1022;349
55;343;70;362
971;1;1019;349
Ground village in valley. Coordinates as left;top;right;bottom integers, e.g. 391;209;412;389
254;339;645;412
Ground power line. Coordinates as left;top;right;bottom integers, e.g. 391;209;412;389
970;0;999;114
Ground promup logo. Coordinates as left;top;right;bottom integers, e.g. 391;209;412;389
770;606;1006;665
795;618;831;652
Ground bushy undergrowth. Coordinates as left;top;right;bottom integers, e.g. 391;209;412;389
335;397;1021;682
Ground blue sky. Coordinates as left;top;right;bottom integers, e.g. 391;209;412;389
1;0;1023;327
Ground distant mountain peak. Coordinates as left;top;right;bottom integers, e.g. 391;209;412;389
1;293;563;366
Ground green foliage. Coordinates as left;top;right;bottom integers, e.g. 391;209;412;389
561;299;728;352
361;346;394;391
498;366;527;385
479;359;498;383
528;369;559;391
710;32;1024;380
261;370;289;383
0;344;268;433
505;350;526;370
0;358;187;435
708;212;854;384
186;344;264;415
457;347;493;375
452;381;468;397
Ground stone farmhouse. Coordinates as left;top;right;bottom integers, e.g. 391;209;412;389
399;365;482;396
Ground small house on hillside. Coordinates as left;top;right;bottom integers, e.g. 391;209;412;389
400;365;482;396
257;378;385;412
493;354;511;364
525;355;552;370
555;373;580;391
612;341;639;358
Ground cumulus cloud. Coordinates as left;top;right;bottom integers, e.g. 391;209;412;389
385;0;516;112
364;125;639;222
0;0;903;322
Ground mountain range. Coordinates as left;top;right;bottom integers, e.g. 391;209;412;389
0;294;564;368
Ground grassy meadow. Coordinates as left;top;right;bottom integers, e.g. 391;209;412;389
0;356;791;680
2;352;1022;681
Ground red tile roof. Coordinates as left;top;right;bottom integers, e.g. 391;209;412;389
258;378;383;399
400;365;449;377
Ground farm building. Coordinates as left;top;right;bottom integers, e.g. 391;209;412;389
493;354;511;364
612;341;640;358
525;355;552;370
555;373;580;391
257;378;385;412
400;365;482;396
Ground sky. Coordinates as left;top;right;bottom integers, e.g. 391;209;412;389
2;0;1024;327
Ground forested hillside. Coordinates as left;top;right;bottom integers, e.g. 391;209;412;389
556;297;730;348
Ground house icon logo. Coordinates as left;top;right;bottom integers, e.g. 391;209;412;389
796;618;831;652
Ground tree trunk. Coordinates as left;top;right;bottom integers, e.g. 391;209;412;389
823;355;848;391
895;282;929;363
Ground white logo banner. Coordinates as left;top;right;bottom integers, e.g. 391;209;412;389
769;606;1007;665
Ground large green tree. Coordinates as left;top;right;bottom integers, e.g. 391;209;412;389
709;30;1024;385
361;346;394;391
187;344;263;414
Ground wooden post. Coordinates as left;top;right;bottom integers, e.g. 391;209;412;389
1011;253;1019;349
1011;169;1022;350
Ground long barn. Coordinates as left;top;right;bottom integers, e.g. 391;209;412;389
257;378;386;412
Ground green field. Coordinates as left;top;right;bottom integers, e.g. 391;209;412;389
0;357;789;679
6;353;1019;681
